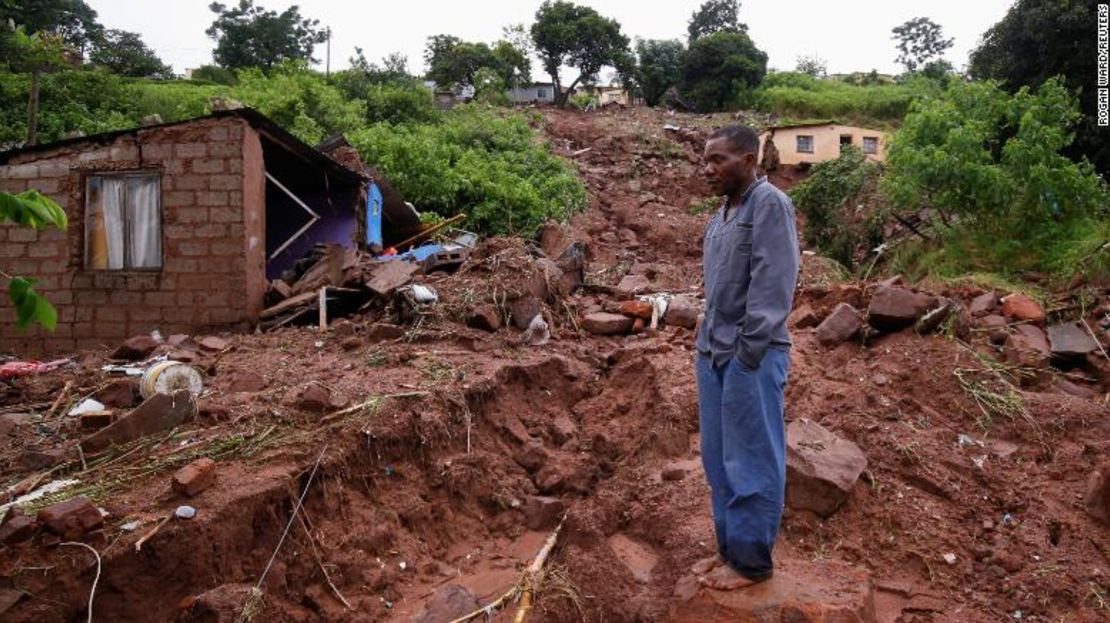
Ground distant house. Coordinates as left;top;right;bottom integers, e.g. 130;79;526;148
759;122;887;166
593;86;641;107
507;83;559;105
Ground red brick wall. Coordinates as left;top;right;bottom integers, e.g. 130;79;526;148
0;117;262;355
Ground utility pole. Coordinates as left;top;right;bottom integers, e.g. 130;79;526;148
325;27;331;81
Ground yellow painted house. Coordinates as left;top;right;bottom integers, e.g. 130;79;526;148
759;123;888;166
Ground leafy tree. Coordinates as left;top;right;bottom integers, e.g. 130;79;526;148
425;35;528;92
490;40;530;88
795;54;826;78
89;29;172;78
206;0;327;71
679;30;766;112
891;17;952;73
0;0;101;54
4;25;66;144
530;0;631;107
633;39;684;106
687;0;747;43
230;61;363;143
190;64;238;85
883;78;1109;275
968;0;1105;173
0;189;67;329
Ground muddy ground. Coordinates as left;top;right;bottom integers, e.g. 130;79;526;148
1;106;1108;622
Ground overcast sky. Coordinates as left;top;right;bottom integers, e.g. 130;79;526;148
87;0;1016;78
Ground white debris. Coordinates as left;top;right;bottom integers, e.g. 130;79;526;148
68;398;106;417
943;553;957;565
0;479;81;513
174;505;197;520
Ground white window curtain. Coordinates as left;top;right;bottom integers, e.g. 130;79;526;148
127;177;161;268
86;177;126;270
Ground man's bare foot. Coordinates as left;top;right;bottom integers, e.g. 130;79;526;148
698;564;771;590
691;554;724;575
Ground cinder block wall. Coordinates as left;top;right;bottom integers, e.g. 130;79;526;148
0;117;263;355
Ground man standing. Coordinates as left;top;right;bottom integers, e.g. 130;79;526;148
695;125;799;589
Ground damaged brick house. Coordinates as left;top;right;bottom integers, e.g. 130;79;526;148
0;108;416;355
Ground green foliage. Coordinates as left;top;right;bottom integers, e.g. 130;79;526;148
531;0;631;106
687;0;747;42
634;39;684;106
206;0;327;71
189;64;238;85
891;17;953;73
567;92;599;110
230;62;364;144
363;80;438;125
349;106;586;237
424;35;530;90
968;0;1106;174
794;54;826;78
0;0;101;51
883;78;1110;277
790;147;882;269
755;71;937;127
89;28;172;78
679;30;766;112
0;189;67;330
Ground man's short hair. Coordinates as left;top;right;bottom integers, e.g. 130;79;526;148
708;125;760;156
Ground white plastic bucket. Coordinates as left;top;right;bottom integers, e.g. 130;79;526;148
140;361;203;399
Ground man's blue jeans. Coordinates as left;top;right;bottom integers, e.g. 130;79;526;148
695;348;790;580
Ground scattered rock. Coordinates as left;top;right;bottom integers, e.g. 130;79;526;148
789;304;821;329
670;557;874;623
631;318;646;334
1004;326;1051;369
661;464;688;481
513;441;549;473
1055;379;1096;399
0;508;37;545
167;334;192;347
534;457;598;494
197;336;229;351
582;312;634;335
969;292;998;316
915;300;954;335
366;323;406;341
79;411;115;430
1085;464;1110;525
877;274;904;288
37;496;103;539
172;458;218;497
467;305;502;332
82;391;198;452
509;296;542;330
411;585;481;623
786;419;868;517
296;384;332;413
619;299;654;320
550;415;578;445
815;303;861;346
18;447;68;471
228;371;268;393
616;274;651;297
867;286;936;332
1047;322;1099;357
664;296;701;329
93;378;139;409
978;315;1010;344
1001;293;1045;324
111;335;161;361
521;495;565;530
0;588;24;616
0;412;33;436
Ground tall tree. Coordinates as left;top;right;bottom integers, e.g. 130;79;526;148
891;17;952;73
795;54;826;78
531;0;631;107
679;30;766;112
634;39;684;106
0;0;101;54
968;0;1104;173
3;25;66;144
687;0;746;43
206;0;327;71
89;29;172;78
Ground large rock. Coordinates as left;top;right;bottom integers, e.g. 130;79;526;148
172;458;218;497
37;496;104;539
82;391;197;452
790;304;821;329
509;296;542;330
412;585;481;623
664;296;701;329
467;304;502;332
1085;463;1110;525
815;303;861;346
521;495;565;530
1001;293;1045;324
111;335;161;361
1047;322;1099;357
93;378;140;409
1004;325;1050;369
867;286;935;332
620;300;655;320
969;292;998;316
669;557;875;622
616;274;651;297
582;312;634;335
786;419;868;517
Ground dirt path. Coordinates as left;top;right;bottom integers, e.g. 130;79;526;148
0;106;1107;623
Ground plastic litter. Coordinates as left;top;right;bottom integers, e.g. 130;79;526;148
69;398;106;417
0;359;71;379
410;284;438;304
174;505;197;520
523;314;550;346
140;361;203;399
943;552;957;565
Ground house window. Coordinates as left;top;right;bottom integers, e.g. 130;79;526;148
862;136;879;155
796;135;814;153
537;88;548;99
85;173;162;270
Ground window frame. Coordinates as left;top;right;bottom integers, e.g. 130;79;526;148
796;135;815;154
84;171;164;272
862;136;879;155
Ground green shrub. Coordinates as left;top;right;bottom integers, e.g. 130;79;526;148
363;80;438;125
568;92;599;110
349;105;586;237
755;71;940;127
883;77;1110;279
789;146;883;269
